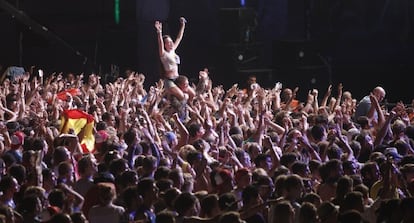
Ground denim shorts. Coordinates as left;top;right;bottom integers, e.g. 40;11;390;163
164;78;177;89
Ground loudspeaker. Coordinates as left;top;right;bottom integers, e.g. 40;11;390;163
219;7;256;44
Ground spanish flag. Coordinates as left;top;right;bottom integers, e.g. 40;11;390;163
60;109;95;153
56;88;80;101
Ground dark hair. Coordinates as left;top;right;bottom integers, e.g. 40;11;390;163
109;158;128;177
96;121;107;131
48;189;66;209
338;209;367;223
280;152;298;168
77;155;94;175
17;195;41;215
156;179;173;193
291;161;308;176
70;212;87;223
218;192;238;211
242;185;259;205
8;164;26;184
200;194;219;217
163;188;180;210
173;192;198;216
254;153;270;167
188;123;202;138
0;176;16;192
48;213;72;223
137;177;155;197
97;183;115;205
156;210;176;223
218;211;242;223
299;202;318;223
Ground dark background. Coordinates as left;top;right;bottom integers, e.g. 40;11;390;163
1;0;413;103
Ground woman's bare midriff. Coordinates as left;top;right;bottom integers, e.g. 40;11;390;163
164;69;179;80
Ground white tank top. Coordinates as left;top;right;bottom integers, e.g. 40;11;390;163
161;50;180;73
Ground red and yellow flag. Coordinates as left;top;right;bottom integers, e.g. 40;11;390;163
60;109;95;153
56;88;80;101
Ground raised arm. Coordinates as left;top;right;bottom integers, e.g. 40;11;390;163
174;17;186;49
155;21;165;57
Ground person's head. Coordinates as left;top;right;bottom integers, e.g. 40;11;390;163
57;161;74;184
156;210;177;223
52;146;70;167
317;201;338;223
0;175;20;196
48;189;66;209
97;183;116;206
142;155;158;176
164;132;178;148
269;200;295;223
121;186;142;211
8;164;26;185
24;186;47;209
47;213;73;223
123;127;141;146
335;176;354;199
321;159;343;184
376;198;402;223
163;187;181;210
242;185;262;208
108;158;128;178
302;193;322;209
308;159;321;180
342;160;359;176
70;212;87;223
213;168;234;195
310;125;327;142
283;174;304;201
281;88;293;102
339;191;364;213
234;148;251;168
291;161;310;178
255;174;274;201
137;177;158;204
279;152;298;170
168;167;184;190
156;178;173;193
119;170;139;189
360;161;380;188
200;194;220;218
244;142;263;162
218;192;238;212
173;192;200;217
188;123;205;139
175;75;190;91
234;168;252;189
162;35;174;51
337;209;367;223
218;211;245;223
101;112;116;127
77;154;97;178
299;202;318;223
353;184;371;206
372;86;386;102
254;153;272;172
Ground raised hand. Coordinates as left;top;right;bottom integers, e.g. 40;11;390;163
155;21;162;33
179;17;187;24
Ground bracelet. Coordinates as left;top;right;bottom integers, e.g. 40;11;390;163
157;31;162;34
